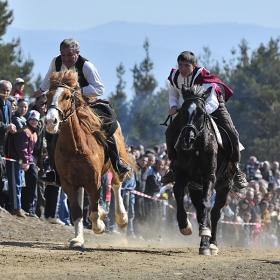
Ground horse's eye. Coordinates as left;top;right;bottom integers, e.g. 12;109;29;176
65;95;70;100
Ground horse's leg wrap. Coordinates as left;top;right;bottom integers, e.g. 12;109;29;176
69;217;84;248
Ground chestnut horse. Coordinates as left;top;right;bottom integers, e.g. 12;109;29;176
45;70;133;248
173;84;235;255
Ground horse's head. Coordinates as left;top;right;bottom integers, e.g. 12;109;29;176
178;85;212;151
45;70;82;133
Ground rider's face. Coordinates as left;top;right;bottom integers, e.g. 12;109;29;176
178;60;195;77
61;47;79;68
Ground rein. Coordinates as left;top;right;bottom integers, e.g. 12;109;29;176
47;84;76;124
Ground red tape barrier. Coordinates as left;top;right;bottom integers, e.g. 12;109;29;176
130;189;261;226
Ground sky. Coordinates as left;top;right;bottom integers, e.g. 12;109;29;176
6;0;280;31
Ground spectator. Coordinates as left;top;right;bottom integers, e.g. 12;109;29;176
134;154;149;239
243;156;258;181
271;170;280;186
7;97;17;114
58;188;71;226
260;161;273;182
0;80;17;210
251;214;263;247
24;94;48;219
146;153;156;169
5;110;40;218
271;161;279;177
12;78;25;101
122;167;137;238
11;99;28;129
0;80;17;155
144;159;165;239
259;200;271;232
253;192;262;215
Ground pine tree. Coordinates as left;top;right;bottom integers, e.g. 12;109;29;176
0;1;34;95
227;38;280;162
128;38;163;147
108;63;129;136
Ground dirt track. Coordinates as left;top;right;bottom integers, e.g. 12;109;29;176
1;207;280;280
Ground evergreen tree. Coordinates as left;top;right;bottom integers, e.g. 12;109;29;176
128;38;163;147
226;38;280;163
108;63;129;135
0;1;34;95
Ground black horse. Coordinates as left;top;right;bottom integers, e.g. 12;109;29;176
173;84;235;255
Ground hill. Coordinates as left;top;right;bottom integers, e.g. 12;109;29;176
3;21;280;99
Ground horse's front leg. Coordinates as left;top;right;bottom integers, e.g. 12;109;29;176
63;183;84;248
173;177;192;236
209;185;230;255
199;178;214;238
111;181;128;228
88;177;106;234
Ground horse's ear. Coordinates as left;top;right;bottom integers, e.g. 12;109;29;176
203;86;212;100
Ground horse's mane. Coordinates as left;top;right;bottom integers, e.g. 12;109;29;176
182;84;206;100
49;70;107;146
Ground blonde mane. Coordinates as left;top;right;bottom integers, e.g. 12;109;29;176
49;70;106;144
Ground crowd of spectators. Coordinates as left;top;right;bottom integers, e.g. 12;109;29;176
1;78;280;248
0;78;68;225
104;147;280;248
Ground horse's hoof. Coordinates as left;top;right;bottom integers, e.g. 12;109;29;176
99;207;107;221
92;220;106;234
69;237;84;249
199;227;211;237
210;243;219;255
116;213;128;228
179;218;193;235
93;224;106;234
199;248;211;255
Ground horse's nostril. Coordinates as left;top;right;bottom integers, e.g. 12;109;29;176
54;118;58;125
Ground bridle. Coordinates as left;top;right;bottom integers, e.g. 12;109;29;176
175;95;209;149
47;83;76;124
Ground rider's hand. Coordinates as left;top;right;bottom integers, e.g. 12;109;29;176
169;106;178;116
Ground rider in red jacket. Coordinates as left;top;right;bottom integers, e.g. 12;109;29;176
161;51;247;190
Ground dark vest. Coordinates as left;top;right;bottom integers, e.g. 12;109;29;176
55;55;89;87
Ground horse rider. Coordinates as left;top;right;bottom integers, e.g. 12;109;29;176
161;51;247;190
35;38;130;186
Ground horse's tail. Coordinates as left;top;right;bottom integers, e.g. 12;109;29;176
126;152;139;174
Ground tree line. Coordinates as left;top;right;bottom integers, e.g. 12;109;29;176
1;1;280;166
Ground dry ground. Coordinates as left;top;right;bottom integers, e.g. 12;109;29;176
0;206;280;280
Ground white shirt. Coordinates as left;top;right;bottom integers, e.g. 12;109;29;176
39;57;104;98
169;67;219;114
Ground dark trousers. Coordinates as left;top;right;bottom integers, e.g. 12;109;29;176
44;185;59;218
22;163;38;213
165;101;240;163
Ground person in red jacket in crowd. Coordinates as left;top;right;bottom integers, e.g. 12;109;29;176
12;78;25;101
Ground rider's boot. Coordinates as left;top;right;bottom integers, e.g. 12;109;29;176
107;134;131;175
161;159;177;184
233;164;247;189
38;169;61;187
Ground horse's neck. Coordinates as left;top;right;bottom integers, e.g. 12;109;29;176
59;113;82;150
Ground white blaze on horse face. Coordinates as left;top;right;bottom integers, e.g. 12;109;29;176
45;87;64;133
188;103;197;119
